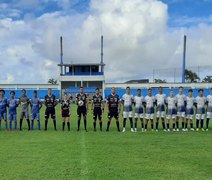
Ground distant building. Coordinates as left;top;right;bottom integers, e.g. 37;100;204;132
125;79;149;84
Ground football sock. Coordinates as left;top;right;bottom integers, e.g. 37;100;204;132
134;118;138;129
37;120;40;130
182;122;184;129
190;122;193;128
206;118;210;129
151;122;154;130
156;121;159;130
167;123;169;129
123;118;126;128
0;120;1;129
20;119;23;131
14;121;17;130
176;121;179;129
129;118;133;129
162;118;165;129
53;119;57;130
106;121;111;131
9;121;12;130
141;119;144;129
26;119;30;130
99;121;102;131
93;121;96;131
77;119;80;130
116;121;120;131
200;119;204;128
62;122;65;131
67;122;70;131
172;123;175;129
45;119;48;130
31;120;34;130
5;120;8;129
84;119;87;130
196;119;199;128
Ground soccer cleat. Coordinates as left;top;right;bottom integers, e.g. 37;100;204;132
185;128;188;131
156;129;158;132
182;128;186;132
141;128;144;132
131;128;134;132
172;129;176;132
190;128;195;131
176;128;179;132
196;128;199;131
122;128;126;132
144;129;147;132
206;129;208;131
151;129;154;132
167;129;170;132
201;128;205;132
134;128;137;132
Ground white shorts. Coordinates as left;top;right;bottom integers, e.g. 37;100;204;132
145;114;154;120
207;112;212;119
156;111;165;118
196;114;205;120
167;114;176;120
177;112;185;118
134;113;144;118
123;111;133;118
186;114;194;120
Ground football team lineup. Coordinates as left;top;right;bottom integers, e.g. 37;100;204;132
0;86;211;132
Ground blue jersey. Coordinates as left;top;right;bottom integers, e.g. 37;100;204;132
7;98;19;115
30;97;41;114
0;96;7;113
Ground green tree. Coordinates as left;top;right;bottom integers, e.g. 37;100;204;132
202;76;212;83
185;69;200;82
154;79;167;83
48;78;57;85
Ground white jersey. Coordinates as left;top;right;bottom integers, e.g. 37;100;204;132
155;94;166;106
134;96;144;108
186;96;195;109
166;96;177;110
122;93;134;112
206;95;212;107
144;95;155;108
176;94;186;107
196;96;206;109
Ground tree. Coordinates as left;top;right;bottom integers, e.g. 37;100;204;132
154;79;167;83
202;76;212;83
48;78;57;85
185;69;200;83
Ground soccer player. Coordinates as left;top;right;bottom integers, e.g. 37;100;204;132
0;89;8;130
176;87;186;131
166;89;177;131
144;88;156;132
44;88;58;131
61;94;71;131
7;91;19;130
75;87;88;131
185;89;195;131
206;88;212;131
122;87;134;132
19;89;30;131
195;89;206;131
30;90;42;130
155;87;166;132
91;88;104;131
106;87;121;132
134;89;145;132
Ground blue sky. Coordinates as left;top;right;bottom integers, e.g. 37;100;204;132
0;0;212;83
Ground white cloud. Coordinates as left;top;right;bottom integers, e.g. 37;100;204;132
0;0;212;84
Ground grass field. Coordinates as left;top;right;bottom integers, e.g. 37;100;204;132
0;105;212;180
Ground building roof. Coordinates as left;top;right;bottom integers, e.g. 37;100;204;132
58;63;105;66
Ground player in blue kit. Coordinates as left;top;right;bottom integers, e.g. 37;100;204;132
30;90;42;130
7;91;19;130
0;89;8;130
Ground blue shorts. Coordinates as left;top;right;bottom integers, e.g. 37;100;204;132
9;114;17;121
0;112;7;120
31;113;40;120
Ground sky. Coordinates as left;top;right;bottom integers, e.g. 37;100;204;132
0;0;212;83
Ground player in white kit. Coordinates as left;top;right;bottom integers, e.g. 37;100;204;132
144;88;156;132
206;88;212;131
166;89;177;131
134;89;145;132
176;87;186;131
185;89;195;131
122;87;134;132
195;89;206;131
155;87;166;132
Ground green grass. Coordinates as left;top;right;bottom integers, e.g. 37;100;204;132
0;105;212;180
